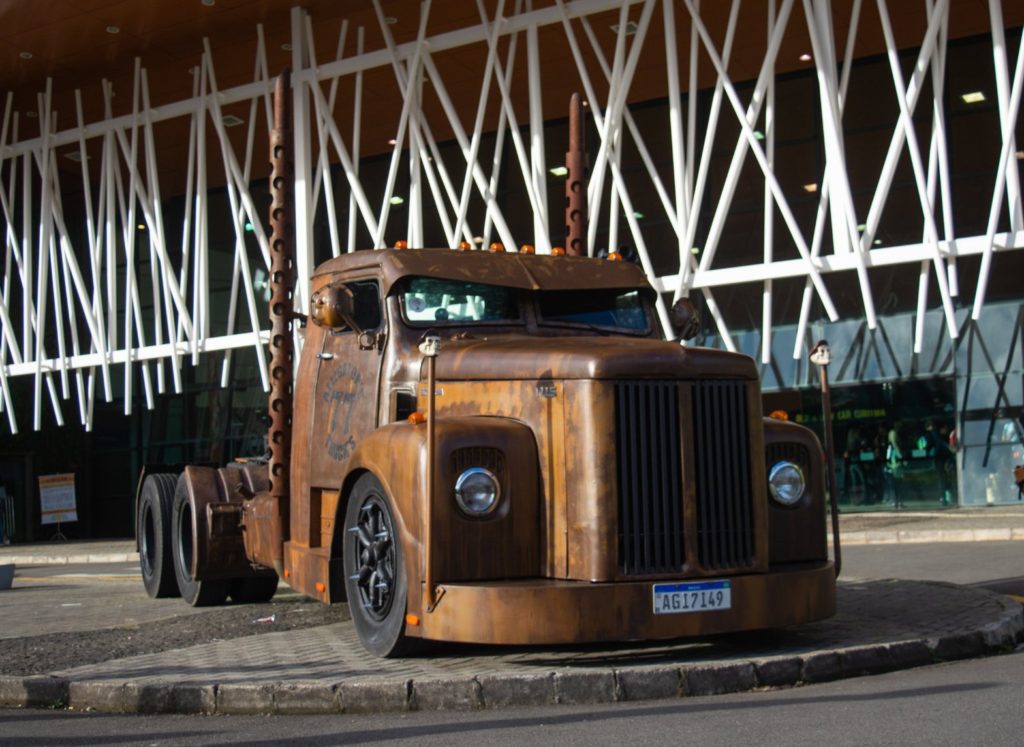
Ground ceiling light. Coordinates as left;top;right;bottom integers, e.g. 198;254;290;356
857;223;867;232
244;222;254;232
803;183;818;193
1016;150;1024;160
549;165;568;177
222;114;244;127
64;151;88;162
961;91;986;104
633;211;644;219
281;43;292;51
690;247;700;255
137;223;146;230
799;53;812;62
106;25;120;34
873;239;882;245
753;130;765;141
201;0;216;6
610;21;639;35
387;138;397;146
384;16;397;25
19;51;32;60
389;196;405;206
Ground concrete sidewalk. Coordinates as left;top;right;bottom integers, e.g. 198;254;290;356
2;505;1021;565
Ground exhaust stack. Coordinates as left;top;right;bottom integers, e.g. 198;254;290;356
267;69;295;573
565;93;587;257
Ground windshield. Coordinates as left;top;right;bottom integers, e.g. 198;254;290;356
400;277;521;325
537;289;650;333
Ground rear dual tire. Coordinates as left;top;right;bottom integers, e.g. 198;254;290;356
138;473;179;599
171;476;230;607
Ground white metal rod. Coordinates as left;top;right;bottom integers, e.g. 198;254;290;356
987;0;1023;232
420;52;518;251
451;0;506;247
672;0;742;297
347;26;365;253
972;21;1024;320
876;0;957;338
683;0;838;321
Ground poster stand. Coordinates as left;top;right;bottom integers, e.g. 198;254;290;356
38;474;77;542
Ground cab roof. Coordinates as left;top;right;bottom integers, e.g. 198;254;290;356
312;248;654;297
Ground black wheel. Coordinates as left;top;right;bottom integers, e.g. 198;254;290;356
343;473;415;657
171;476;229;607
230;575;279;604
137;473;179;599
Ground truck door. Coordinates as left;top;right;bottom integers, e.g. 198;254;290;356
309;279;385;486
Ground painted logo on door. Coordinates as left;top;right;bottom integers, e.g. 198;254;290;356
322;362;362;461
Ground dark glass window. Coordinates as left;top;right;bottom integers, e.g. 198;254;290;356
537;289;651;333
400;278;520;325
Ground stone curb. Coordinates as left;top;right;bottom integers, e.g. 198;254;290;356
1;553;139;566
2;593;1020;716
838;528;1024;545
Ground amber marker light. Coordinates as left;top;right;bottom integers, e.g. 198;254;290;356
457;240;472;251
489;242;505;252
394;239;409;249
551;246;566;256
405;614;420;626
283;568;290;578
607;251;623;261
408;411;426;424
315;581;326;593
519;244;535;254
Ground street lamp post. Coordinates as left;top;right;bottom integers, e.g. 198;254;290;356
810;340;841;578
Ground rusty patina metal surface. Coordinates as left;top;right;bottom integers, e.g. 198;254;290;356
264;69;295;575
312;248;652;295
566;92;587;257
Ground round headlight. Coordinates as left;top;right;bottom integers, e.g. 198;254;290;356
454;467;500;516
769;461;806;506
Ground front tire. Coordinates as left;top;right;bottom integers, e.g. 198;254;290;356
171;476;229;607
138;473;179;599
343;473;414;657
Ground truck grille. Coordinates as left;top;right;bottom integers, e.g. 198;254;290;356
614;382;684;575
692;380;755;570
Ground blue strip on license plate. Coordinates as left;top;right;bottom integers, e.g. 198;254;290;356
652;580;732;615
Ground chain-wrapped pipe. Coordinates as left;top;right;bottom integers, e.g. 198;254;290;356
268;70;295;544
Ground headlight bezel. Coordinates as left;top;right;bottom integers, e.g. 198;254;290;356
454;466;501;517
768;460;807;507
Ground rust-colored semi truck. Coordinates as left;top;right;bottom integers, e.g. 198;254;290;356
135;76;836;657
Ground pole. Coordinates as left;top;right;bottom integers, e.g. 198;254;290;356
419;334;441;609
810;340;841;577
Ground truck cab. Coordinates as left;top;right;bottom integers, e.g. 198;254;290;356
277;247;834;655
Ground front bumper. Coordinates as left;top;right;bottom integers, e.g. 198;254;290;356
418;562;835;645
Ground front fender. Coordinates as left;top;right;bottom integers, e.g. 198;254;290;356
763;418;828;564
339;415;541;620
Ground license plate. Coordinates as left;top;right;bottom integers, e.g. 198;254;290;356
652;580;731;615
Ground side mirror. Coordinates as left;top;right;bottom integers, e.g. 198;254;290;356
669;297;700;341
310;282;363;334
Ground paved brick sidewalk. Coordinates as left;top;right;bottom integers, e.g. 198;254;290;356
2;579;1020;715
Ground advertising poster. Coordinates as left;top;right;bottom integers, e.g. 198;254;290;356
38;473;77;525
